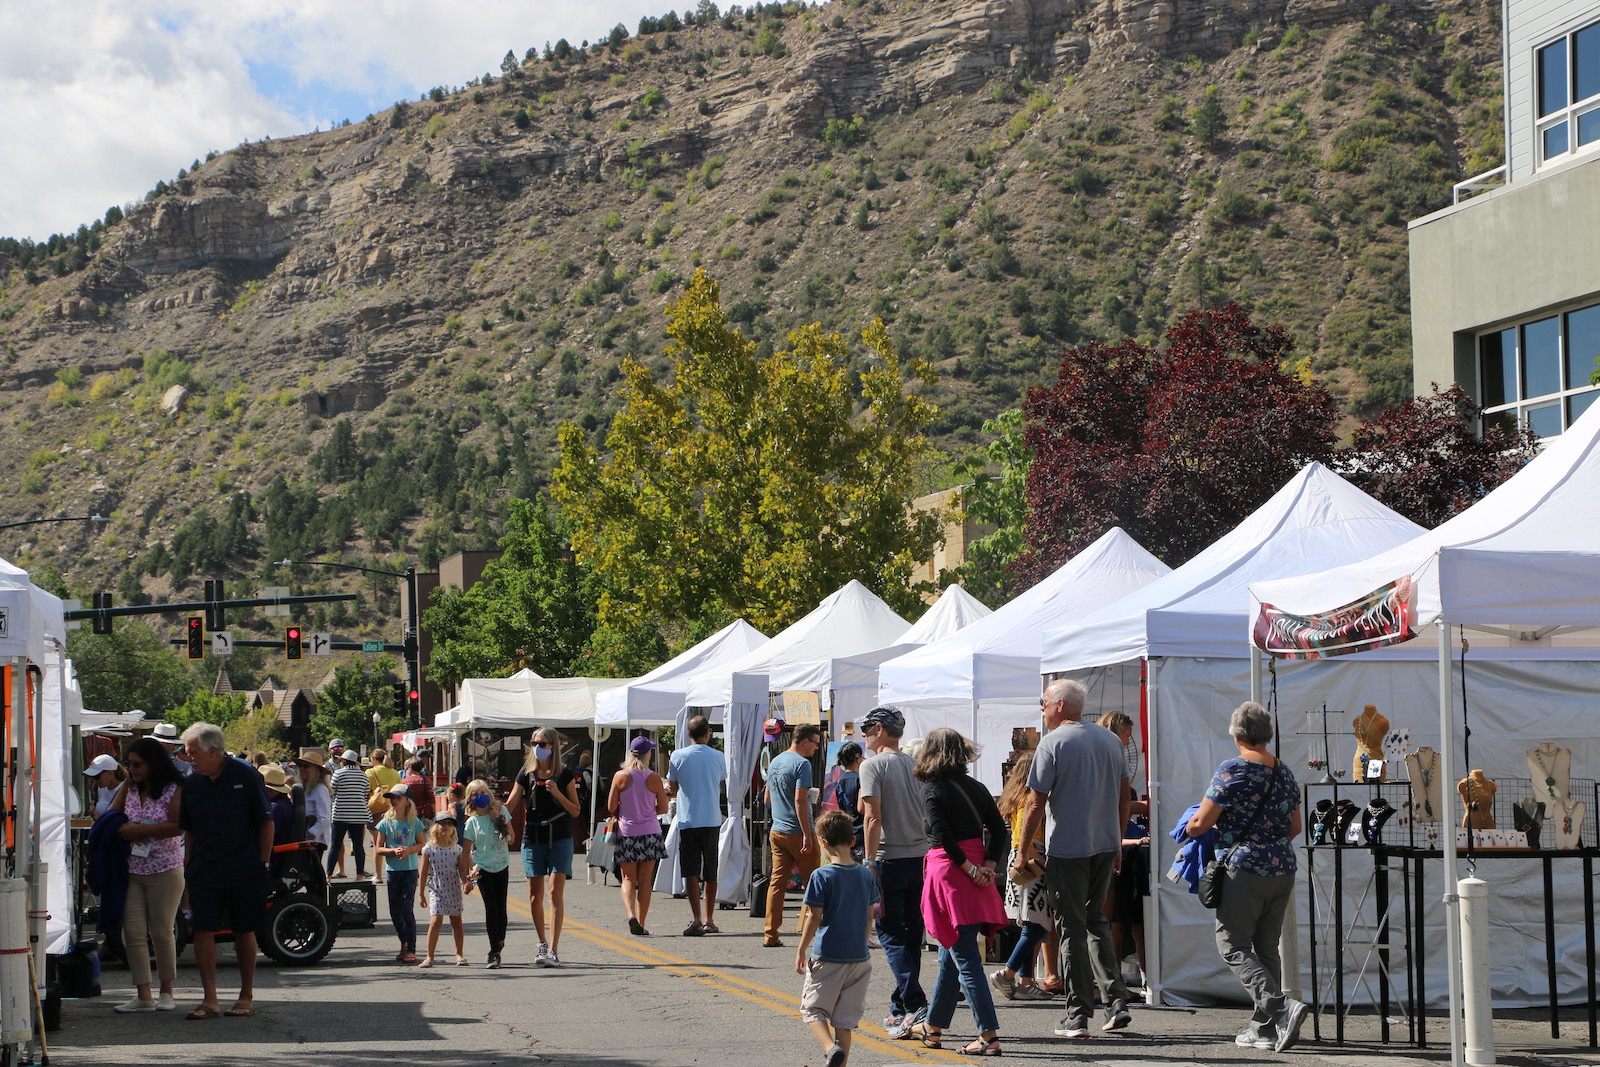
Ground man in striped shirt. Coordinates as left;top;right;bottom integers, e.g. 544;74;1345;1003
326;750;371;878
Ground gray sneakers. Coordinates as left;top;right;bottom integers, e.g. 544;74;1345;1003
1101;1000;1132;1031
1236;1024;1276;1050
1274;999;1309;1052
1054;1018;1092;1038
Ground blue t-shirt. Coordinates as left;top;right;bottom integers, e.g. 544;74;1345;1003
1205;757;1300;877
766;751;814;835
802;861;879;963
378;815;426;871
462;812;510;873
667;744;727;829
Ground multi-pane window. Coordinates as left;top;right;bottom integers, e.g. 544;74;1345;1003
1477;303;1600;438
1537;22;1600;165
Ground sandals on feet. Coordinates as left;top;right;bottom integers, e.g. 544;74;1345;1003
185;1005;220;1020
959;1038;1002;1057
908;1023;942;1049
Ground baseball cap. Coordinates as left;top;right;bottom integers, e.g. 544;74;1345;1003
762;717;785;739
85;754;120;776
434;811;457;823
385;783;410;799
629;735;657;756
861;705;906;732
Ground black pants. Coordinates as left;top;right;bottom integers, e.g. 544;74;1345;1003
479;866;510;952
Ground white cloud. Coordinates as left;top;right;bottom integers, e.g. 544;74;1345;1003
0;0;700;240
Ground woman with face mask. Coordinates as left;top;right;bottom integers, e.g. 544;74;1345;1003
461;778;512;968
505;727;580;967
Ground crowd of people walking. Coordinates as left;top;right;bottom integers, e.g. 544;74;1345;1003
82;687;1306;1061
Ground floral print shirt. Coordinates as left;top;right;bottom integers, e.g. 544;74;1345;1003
1205;757;1299;877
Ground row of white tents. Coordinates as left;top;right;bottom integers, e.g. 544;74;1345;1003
436;399;1600;1059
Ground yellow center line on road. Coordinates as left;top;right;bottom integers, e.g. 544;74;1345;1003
505;898;966;1063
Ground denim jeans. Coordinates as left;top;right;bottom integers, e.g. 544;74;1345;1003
1006;919;1047;978
387;868;418;952
327;820;366;876
927;923;999;1035
875;856;927;1015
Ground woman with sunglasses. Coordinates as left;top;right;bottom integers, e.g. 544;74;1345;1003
108;738;185;1012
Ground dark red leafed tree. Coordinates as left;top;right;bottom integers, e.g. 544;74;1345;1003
1346;384;1538;528
1013;304;1341;587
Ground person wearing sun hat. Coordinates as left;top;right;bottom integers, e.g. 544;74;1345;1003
293;748;332;851
327;749;370;879
259;765;297;855
151;723;192;776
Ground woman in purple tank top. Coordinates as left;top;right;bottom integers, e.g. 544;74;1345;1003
607;736;669;935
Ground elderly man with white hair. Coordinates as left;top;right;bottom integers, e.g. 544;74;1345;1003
1019;678;1135;1041
179;722;273;1020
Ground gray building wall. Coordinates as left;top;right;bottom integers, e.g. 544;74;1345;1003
1507;0;1600;181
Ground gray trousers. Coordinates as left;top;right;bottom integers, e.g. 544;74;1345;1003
1044;851;1132;1025
1213;869;1294;1026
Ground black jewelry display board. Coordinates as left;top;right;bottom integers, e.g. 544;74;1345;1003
1302;782;1600;1049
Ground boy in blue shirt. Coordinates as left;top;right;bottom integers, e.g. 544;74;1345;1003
795;810;878;1067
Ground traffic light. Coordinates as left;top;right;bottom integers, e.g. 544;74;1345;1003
92;591;113;635
185;616;205;660
203;578;226;631
285;625;302;660
392;681;408;717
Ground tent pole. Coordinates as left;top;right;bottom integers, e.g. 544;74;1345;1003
1439;623;1465;1067
30;662;47;981
1255;651;1301;1004
1145;659;1164;1006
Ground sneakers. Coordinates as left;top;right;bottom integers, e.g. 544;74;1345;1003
545;951;561;967
887;1006;926;1040
533;942;550;967
1236;1024;1276;1050
1274;999;1309;1053
1101;999;1132;1031
868;934;881;949
825;1043;847;1067
989;967;1016;1000
485;953;501;969
113;997;157;1013
1012;983;1053;1001
1054;1018;1092;1039
155;993;177;1011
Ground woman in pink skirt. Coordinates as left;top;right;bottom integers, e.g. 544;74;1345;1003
907;728;1008;1057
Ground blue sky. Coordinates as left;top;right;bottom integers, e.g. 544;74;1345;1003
0;1;691;241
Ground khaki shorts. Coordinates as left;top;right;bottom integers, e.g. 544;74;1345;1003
799;957;872;1030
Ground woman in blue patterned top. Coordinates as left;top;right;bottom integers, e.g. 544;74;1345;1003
1185;701;1306;1055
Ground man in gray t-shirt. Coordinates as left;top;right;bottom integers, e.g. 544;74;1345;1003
858;705;929;1035
1021;679;1134;1038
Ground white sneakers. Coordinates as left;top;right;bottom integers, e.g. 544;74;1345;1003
156;993;177;1011
113;997;156;1013
1236;1024;1276;1050
1274;999;1309;1053
533;942;550;967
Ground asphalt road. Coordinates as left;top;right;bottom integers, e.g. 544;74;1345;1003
41;873;1600;1067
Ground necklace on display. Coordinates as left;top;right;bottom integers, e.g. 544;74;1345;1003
1530;745;1565;798
1415;750;1437;817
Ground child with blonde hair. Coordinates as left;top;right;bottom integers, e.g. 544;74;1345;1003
417;812;472;967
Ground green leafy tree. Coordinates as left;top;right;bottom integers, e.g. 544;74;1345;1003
947;407;1031;606
553;270;944;633
223;705;290;760
422;497;602;688
309;656;407;750
67;621;201;715
1190;85;1227;147
165;692;248;733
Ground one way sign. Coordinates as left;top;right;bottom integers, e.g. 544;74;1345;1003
308;631;333;657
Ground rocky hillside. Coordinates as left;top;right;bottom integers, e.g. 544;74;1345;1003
0;0;1503;641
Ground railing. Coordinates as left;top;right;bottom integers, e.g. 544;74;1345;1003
1453;165;1508;205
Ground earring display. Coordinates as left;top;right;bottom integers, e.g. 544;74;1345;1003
1405;747;1443;824
1524;743;1572;804
1458;770;1497;830
1351;705;1389;782
1381;728;1411;768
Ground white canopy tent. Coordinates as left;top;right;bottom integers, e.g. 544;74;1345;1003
1248;402;1600;1064
454;675;632;729
878;528;1170;788
594;619;768;728
1038;464;1426;1009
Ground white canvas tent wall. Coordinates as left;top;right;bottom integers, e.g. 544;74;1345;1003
594;619;768;727
39;647;80;954
772;584;993;736
1038;464;1426;1009
878;528;1170;789
455;675;631;729
1249;402;1600;1063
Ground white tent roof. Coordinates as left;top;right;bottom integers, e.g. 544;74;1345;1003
456;675;633;729
0;556;66;663
900;584;993;643
1041;463;1426;672
595;619;769;726
684;580;910;708
1251;403;1600;640
878;527;1171;711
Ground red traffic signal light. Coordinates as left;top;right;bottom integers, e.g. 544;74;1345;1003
285;625;303;660
408;688;419;702
185;616;205;660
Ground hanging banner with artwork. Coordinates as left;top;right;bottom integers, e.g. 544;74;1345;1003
1252;576;1416;660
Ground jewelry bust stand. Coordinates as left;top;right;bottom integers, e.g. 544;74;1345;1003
1552;797;1586;849
1526;743;1572;805
1405;747;1443;824
1458;770;1497;830
1351;705;1390;782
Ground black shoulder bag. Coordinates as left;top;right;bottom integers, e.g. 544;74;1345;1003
1198;762;1276;910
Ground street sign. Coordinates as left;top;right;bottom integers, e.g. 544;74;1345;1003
361;640;384;653
308;631;333;656
211;631;234;656
262;587;291;617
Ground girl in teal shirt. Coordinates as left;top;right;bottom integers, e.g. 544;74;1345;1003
463;779;513;969
375;787;427;962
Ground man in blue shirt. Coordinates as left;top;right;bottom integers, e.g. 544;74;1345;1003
666;715;727;936
179;722;273;1020
762;721;821;947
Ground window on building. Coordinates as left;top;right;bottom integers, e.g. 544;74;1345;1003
1478;303;1600;437
1537;22;1600;166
